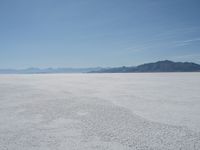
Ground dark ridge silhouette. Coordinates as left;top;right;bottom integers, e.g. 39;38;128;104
90;60;200;73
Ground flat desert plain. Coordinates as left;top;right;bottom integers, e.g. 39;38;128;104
0;73;200;150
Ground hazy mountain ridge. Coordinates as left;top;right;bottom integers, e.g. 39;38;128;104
1;60;200;74
91;60;200;73
0;67;102;74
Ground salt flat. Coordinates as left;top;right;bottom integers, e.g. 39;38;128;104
0;73;200;150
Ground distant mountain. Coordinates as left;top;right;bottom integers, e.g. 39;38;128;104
91;60;200;73
0;67;102;74
1;60;200;74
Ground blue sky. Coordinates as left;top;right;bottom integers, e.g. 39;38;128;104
0;0;200;68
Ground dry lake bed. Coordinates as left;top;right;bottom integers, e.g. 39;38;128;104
0;73;200;150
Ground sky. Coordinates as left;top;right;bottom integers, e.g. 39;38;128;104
0;0;200;68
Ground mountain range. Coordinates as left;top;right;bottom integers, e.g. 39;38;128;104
90;60;200;73
0;60;200;74
0;67;102;74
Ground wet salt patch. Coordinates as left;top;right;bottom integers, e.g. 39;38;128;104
78;103;200;150
59;136;131;150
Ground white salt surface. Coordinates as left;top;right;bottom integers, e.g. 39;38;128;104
0;73;200;149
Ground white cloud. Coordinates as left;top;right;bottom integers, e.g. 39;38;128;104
174;38;200;47
171;53;200;63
